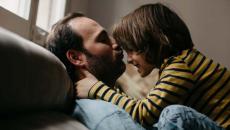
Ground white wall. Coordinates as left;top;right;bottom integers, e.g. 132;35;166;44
68;0;89;15
69;0;230;68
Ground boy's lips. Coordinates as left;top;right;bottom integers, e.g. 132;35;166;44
133;63;140;68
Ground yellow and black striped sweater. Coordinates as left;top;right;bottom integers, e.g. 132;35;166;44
88;48;230;128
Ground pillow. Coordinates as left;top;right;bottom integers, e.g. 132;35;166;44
0;27;74;115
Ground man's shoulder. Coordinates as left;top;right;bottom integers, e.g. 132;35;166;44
73;99;124;121
73;99;145;130
72;99;136;130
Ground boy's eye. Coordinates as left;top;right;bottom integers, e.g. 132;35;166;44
126;49;142;55
136;50;143;54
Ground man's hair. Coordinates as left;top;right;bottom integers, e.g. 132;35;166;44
46;12;85;82
113;3;193;68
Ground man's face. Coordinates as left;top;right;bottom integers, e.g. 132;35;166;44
69;17;126;84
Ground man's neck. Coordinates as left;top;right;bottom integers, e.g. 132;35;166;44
76;69;117;88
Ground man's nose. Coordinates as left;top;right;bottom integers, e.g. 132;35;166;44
111;40;122;51
112;43;120;50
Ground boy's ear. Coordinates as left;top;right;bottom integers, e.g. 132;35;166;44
66;49;86;67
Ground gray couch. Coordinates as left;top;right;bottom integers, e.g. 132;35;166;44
0;27;88;130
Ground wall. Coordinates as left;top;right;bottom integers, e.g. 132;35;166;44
0;7;30;39
68;0;89;15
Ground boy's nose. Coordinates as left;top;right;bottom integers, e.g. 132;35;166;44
127;54;132;64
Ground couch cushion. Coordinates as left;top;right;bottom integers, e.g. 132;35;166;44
0;27;73;114
0;111;88;130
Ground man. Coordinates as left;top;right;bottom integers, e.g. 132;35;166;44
46;12;144;130
46;13;125;88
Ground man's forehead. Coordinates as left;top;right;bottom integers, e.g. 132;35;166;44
68;17;103;39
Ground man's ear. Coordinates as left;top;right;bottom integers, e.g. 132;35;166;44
66;49;86;67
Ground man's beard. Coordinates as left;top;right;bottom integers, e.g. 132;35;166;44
85;53;125;87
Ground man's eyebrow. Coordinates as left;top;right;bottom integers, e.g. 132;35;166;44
95;30;108;41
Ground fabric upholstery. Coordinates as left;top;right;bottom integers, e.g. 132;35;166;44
0;27;88;129
0;27;74;114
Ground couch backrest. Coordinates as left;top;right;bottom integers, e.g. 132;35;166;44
0;27;74;115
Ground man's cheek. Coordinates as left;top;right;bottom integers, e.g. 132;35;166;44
98;49;113;57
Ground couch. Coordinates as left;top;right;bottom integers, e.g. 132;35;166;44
0;27;88;130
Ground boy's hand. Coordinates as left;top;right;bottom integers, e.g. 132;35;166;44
75;69;98;98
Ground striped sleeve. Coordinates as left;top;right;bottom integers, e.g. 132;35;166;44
88;61;195;127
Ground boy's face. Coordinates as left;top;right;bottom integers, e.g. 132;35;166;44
126;51;154;77
69;17;126;83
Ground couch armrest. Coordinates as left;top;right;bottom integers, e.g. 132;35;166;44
0;27;74;114
0;111;88;130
